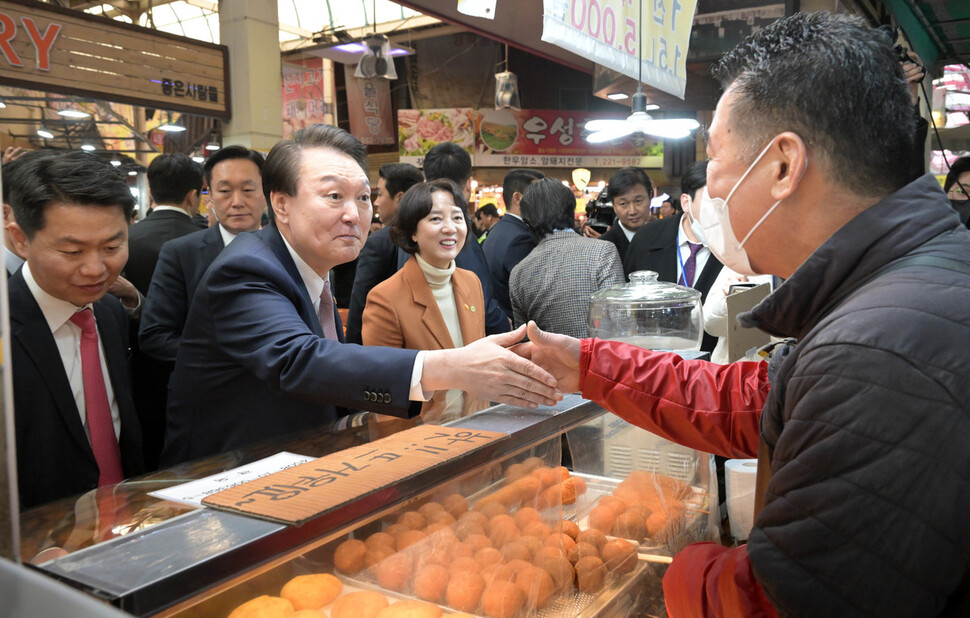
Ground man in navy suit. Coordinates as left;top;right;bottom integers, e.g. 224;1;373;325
162;125;560;466
345;162;423;344
482;168;543;320
7;152;143;509
139;146;265;364
592;167;653;263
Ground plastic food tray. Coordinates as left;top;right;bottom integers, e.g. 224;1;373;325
338;472;700;616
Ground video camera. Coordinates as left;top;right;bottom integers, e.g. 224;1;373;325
585;193;616;235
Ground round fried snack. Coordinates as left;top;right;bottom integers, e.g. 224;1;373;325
577;528;608;551
418;501;445;519
598;495;628;517
488;515;521;548
521;521;552;538
474;500;507;519
445;571;486;613
290;611;326;618
533;466;559;488
602;538;638;575
481;579;526;618
376;552;413;592
560;519;580;540
512;506;542;530
396;529;428;551
614;510;647;540
522;456;544;473
334;538;367;575
482;562;516;585
515;564;556;610
451;556;482;575
398;510;427;530
377;599;444;618
543;532;576;555
366;544;397;570
474;546;503;570
501;540;532;562
280;573;342;610
414;563;450;604
442;493;469;518
534;551;575;594
464;532;492;553
567;541;601;565
504;462;528;483
575;556;607;593
228;596;294;618
516;535;542;558
331;590;389;618
646;510;668;538
588;505;617;533
366;532;396;550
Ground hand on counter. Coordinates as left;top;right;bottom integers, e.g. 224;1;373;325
421;324;562;409
511;322;582;394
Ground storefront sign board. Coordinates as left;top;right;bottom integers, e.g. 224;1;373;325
344;64;395;145
0;0;230;118
541;0;698;99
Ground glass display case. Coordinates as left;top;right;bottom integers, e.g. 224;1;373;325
20;395;717;617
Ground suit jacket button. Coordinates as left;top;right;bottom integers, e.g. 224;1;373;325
363;390;371;400
383;393;391;404
371;392;378;402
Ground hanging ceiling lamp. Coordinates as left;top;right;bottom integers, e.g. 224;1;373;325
586;0;699;143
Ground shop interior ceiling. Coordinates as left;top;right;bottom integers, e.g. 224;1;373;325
0;0;427;159
4;0;967;155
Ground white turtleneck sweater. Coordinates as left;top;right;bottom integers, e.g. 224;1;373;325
415;253;464;348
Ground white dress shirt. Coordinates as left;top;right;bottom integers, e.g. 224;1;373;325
617;220;637;243
218;223;238;247
4;245;24;276
676;215;711;288
22;263;122;440
150;205;191;217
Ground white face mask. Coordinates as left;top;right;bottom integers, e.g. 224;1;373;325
698;139;786;275
684;196;706;245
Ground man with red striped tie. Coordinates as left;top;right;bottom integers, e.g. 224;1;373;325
6;151;144;509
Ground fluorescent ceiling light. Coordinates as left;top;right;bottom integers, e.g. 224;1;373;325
128;170;138;176
37;127;54;139
0;100;6;109
606;92;629;100
110;159;122;166
645;104;660;111
57;109;91;119
192;156;205;163
204;143;220;151
81;143;96;151
157;123;186;132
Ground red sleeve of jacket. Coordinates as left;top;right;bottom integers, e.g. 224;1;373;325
664;543;779;618
579;338;769;459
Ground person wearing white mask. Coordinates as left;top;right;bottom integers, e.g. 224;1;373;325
513;11;970;616
624;159;724;353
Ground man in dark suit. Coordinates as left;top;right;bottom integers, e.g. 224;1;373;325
124;154;204;295
345;162;423;344
123;154;204;470
482;168;543;320
624;160;723;353
7;152;143;509
139;146;265;364
594;167;653;262
162;125;559;465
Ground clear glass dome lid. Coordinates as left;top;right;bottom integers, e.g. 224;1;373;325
588;271;703;352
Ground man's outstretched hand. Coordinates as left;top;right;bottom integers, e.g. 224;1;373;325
510;322;583;394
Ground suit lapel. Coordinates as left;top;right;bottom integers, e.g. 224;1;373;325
8;274;93;456
402;257;453;349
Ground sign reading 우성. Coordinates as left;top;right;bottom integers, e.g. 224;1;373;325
541;0;698;99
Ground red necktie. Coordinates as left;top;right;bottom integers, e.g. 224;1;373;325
69;308;124;486
681;242;703;288
318;280;339;340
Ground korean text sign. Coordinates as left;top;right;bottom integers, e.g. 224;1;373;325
541;0;698;99
202;425;507;524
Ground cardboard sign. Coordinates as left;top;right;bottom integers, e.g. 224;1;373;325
202;425;507;525
725;283;771;362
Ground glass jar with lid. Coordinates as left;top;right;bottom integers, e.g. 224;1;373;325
587;271;703;352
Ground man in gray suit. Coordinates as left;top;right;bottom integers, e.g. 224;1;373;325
510;178;624;338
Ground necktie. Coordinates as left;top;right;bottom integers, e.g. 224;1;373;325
318;280;339;340
681;242;703;288
69;308;124;486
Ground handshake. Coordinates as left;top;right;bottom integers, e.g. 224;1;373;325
423;323;582;409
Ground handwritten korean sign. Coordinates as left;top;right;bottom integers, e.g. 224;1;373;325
541;0;698;99
202;425;507;524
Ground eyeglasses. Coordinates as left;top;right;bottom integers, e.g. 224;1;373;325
613;196;648;209
948;185;967;199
